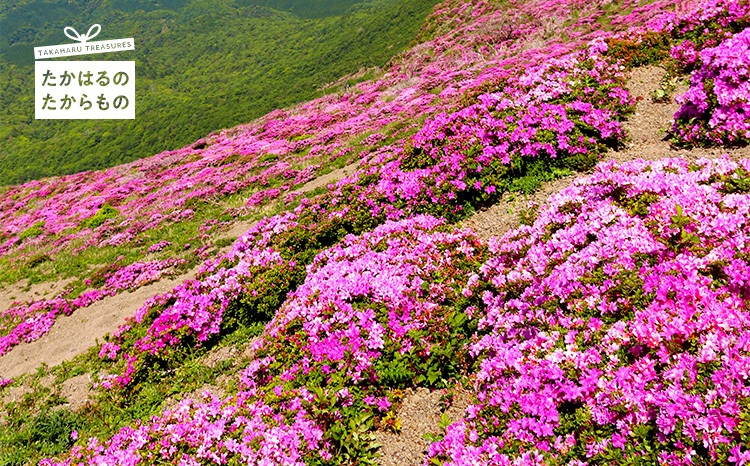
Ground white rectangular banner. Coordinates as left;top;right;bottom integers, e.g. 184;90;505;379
35;61;135;120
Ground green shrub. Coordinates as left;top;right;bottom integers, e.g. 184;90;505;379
18;221;45;240
604;32;671;68
27;253;50;268
80;204;119;230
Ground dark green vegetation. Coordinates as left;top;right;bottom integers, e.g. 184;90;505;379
0;0;438;185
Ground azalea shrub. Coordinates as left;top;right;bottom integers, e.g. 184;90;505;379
672;28;750;145
44;216;487;465
427;157;750;466
604;33;671;69
406;49;633;205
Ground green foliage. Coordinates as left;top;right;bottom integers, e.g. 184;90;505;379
238;0;369;19
86;260;123;288
18;220;44;240
519;203;540;226
666;204;702;253
305;391;381;465
604;32;671;68
80;203;119;230
26;252;50;268
0;409;84;465
717;166;750;194
401;142;438;170
214;236;236;248
612;189;659;217
223;262;307;328
651;76;679;103
0;0;439;185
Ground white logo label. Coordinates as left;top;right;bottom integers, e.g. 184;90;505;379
34;24;134;59
34;25;136;120
35;61;135;119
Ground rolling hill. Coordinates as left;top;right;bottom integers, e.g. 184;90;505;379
1;0;750;464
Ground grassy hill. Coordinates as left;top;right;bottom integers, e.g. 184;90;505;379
1;0;750;464
0;0;438;185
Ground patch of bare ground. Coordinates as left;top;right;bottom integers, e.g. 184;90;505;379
464;174;579;242
297;161;359;194
0;384;32;406
0;278;76;314
0;268;198;380
215;219;259;243
375;387;471;466
57;373;95;411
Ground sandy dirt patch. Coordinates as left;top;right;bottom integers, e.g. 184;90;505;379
0;269;197;380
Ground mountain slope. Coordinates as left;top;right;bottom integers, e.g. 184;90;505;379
0;0;437;184
1;0;750;464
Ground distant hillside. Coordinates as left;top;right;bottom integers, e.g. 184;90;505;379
0;0;438;185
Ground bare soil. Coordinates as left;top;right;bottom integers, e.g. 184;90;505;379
0;270;197;379
0;278;76;315
298;161;359;194
375;387;471;466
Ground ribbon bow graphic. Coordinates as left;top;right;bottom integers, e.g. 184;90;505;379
64;24;101;44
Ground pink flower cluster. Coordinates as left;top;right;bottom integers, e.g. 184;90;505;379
427;157;750;465
674;27;750;144
147;240;172;253
241;215;481;389
42;392;328;466
96;213;300;389
406;48;631;198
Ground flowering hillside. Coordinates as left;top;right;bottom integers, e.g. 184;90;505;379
2;0;750;464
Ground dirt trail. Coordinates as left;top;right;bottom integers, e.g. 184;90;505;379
465;66;750;242
0;270;197;379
